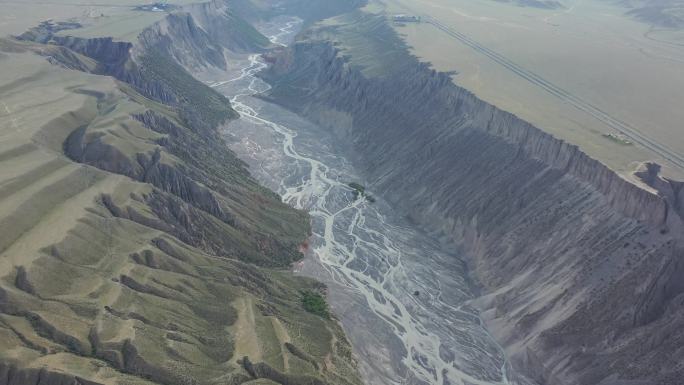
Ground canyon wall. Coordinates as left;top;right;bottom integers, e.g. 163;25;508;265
263;13;684;385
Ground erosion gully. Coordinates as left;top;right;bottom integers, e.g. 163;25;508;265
208;17;516;385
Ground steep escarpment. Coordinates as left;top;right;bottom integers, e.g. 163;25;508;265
263;11;684;385
0;1;363;385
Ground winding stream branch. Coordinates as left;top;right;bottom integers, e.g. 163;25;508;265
210;20;514;385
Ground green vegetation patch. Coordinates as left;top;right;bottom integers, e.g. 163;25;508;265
138;48;238;130
348;182;376;203
348;182;365;194
227;10;271;48
301;290;330;319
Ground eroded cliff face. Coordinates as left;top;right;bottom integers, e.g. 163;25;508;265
262;14;684;385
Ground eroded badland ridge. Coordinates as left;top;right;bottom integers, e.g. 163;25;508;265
0;1;363;384
261;6;684;385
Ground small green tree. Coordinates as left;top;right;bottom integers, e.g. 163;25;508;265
301;290;330;319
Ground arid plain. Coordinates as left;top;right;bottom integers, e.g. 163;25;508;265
384;0;684;180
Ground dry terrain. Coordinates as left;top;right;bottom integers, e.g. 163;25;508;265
382;0;684;179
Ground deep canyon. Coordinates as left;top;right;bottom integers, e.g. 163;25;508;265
0;1;683;385
257;7;684;385
211;25;515;385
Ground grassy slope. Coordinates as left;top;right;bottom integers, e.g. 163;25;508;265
0;7;361;385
